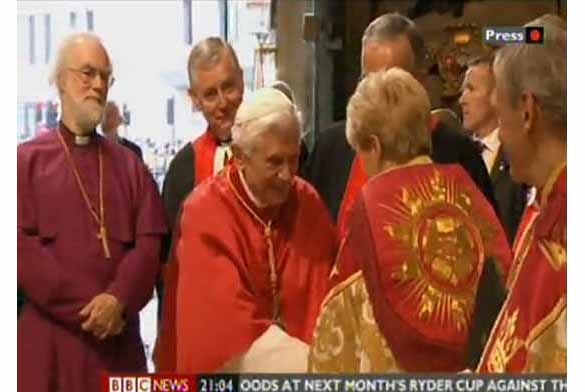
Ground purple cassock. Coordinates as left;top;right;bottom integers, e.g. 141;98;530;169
17;123;167;392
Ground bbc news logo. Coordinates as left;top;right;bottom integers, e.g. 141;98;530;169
483;26;544;45
105;375;195;392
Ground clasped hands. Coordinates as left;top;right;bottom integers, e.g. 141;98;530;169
79;293;126;340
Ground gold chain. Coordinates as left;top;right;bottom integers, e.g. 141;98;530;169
57;130;110;259
226;165;283;327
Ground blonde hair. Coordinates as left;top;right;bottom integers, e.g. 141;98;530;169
346;68;431;163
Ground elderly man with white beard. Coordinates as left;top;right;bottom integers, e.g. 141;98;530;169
17;33;166;392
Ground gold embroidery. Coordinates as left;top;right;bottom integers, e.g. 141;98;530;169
381;170;491;332
308;272;400;373
506;223;535;289
539;239;567;271
526;297;567;347
487;309;524;373
525;305;567;373
539;161;566;212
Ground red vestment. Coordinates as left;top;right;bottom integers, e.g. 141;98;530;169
336;159;511;371
478;164;566;373
507;201;540;289
158;164;337;372
193;130;219;186
155;130;229;371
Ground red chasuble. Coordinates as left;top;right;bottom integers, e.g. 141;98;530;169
338;159;511;371
478;164;566;373
18;125;166;392
161;164;336;373
155;130;229;372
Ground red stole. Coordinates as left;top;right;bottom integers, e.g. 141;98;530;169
193;130;218;186
337;115;441;238
478;165;566;373
342;161;511;371
507;202;540;289
165;165;335;372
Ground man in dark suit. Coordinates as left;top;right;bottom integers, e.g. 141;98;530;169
460;55;528;244
303;13;496;225
101;101;143;160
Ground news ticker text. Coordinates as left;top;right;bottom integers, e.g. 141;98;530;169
104;373;567;392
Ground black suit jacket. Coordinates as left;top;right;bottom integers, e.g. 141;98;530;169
119;137;143;161
489;147;528;244
158;142;195;319
301;119;498;221
162;142;195;237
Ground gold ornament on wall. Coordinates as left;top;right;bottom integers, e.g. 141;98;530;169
433;24;492;97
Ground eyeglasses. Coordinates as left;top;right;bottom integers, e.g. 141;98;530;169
68;67;115;87
197;81;241;108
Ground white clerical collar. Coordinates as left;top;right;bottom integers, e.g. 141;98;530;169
214;144;233;175
238;168;267;208
74;135;92;146
480;128;500;153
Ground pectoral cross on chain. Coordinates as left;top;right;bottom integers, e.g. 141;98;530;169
97;225;111;259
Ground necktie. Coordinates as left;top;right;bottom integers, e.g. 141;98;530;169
474;140;487;154
223;150;229;167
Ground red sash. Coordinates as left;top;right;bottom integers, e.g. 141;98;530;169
193;131;218;186
507;203;540;289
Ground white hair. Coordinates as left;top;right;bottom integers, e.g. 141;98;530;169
232;88;301;155
49;32;110;88
494;22;566;135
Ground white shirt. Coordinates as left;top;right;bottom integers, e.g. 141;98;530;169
220;325;309;373
213;143;232;175
479;128;501;174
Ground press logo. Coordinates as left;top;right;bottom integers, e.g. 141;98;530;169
483;26;544;45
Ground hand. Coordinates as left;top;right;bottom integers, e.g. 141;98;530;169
79;293;126;339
